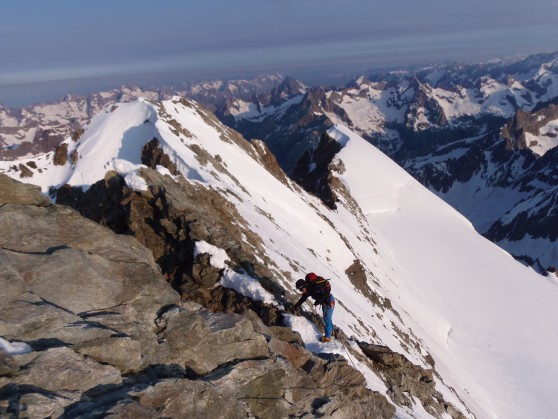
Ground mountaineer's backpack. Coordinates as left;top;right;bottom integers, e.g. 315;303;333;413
306;274;331;303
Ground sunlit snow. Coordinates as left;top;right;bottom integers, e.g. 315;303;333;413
3;98;558;419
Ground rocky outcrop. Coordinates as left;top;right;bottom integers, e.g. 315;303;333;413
292;132;343;209
141;138;179;175
57;167;279;306
53;143;68;166
405;79;448;131
358;342;467;419
0;174;50;207
502;99;558;152
0;174;397;417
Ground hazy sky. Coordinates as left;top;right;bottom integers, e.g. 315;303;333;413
1;0;557;105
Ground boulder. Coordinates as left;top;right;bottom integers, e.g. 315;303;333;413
3;347;121;393
156;306;270;375
136;379;245;419
0;174;49;207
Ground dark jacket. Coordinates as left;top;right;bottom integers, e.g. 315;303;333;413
294;278;331;308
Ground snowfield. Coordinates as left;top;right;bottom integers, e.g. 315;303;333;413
2;98;558;419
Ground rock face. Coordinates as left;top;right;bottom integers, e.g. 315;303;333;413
216;82;333;173
358;342;466;419
502;98;558;152
0;174;50;207
0;174;397;418
292;132;343;209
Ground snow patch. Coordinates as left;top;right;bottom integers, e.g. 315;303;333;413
112;159;148;191
194;240;230;269
0;337;32;355
220;269;276;305
194;240;276;304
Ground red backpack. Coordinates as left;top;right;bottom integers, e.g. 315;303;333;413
305;272;331;298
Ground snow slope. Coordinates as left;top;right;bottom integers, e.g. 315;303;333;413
3;98;558;418
330;125;558;418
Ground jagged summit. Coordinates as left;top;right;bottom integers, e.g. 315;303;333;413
2;97;558;418
209;52;558;273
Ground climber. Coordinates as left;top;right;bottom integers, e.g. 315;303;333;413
292;272;335;342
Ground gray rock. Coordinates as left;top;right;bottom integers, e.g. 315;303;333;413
137;378;246;419
4;347;121;392
0;156;401;418
0;174;50;207
0;351;19;376
0;297;112;347
14;392;67;419
157;307;270;375
104;400;159;418
209;358;299;419
75;337;143;373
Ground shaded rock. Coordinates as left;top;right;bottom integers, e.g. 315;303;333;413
141;138;179;175
292;132;343;209
202;285;286;326
56;171;129;234
55;183;84;207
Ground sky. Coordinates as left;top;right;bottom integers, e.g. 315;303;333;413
1;0;558;106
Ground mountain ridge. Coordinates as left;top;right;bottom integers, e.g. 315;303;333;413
2;96;558;418
215;51;558;274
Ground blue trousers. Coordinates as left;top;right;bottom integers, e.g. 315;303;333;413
321;295;335;338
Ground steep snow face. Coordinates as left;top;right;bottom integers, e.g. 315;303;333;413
0;100;156;192
3;98;558;419
330;124;558;419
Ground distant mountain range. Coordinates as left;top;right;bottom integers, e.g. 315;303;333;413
0;74;282;160
216;51;558;275
1;52;556;274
